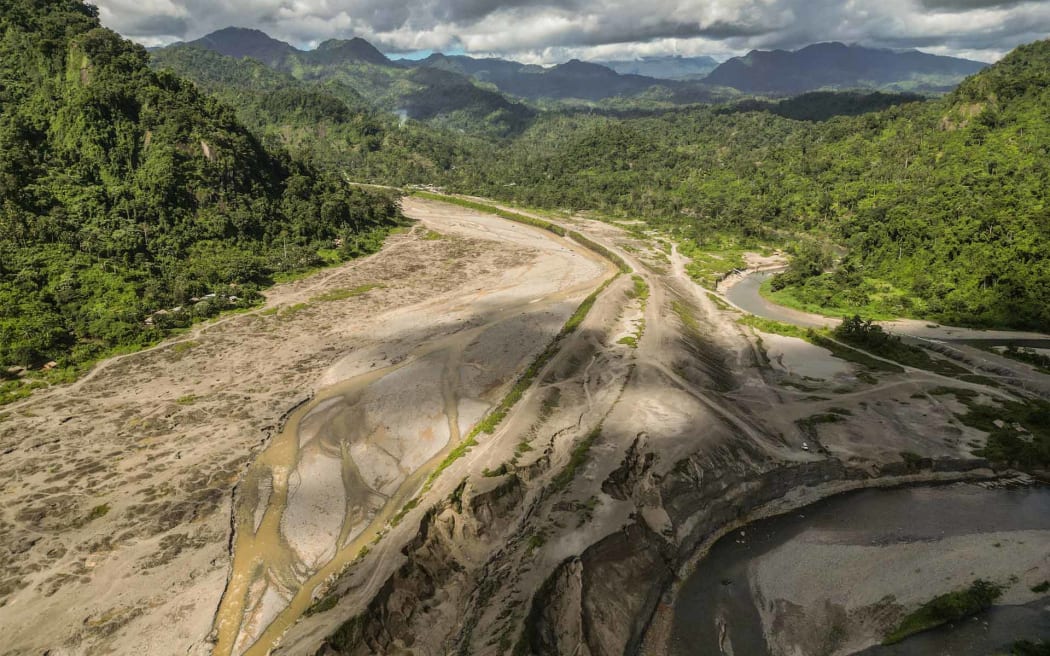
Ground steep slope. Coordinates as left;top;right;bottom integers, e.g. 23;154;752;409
150;44;385;155
150;45;501;186
705;42;987;95
0;1;398;371
309;37;391;66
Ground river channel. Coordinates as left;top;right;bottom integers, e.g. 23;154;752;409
669;484;1050;655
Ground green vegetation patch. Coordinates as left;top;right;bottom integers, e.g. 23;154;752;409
568;231;631;273
677;241;747;289
628;275;650;302
832;316;967;376
949;393;1050;470
550;425;602;493
86;504;111;521
765;274;920;322
170;341;199;355
706;292;735;313
883;579;1002;645
989;346;1050;374
305;593;340;617
738;315;811;340
525;531;547;556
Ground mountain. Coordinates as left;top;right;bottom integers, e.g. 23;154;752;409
405;54;729;103
704;42;987;95
186;26;297;67
597;55;719;80
164;29;534;136
308;37;390;66
413;53;543;81
0;1;399;369
491;59;665;101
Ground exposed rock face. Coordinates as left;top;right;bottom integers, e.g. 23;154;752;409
307;424;994;656
524;523;675;656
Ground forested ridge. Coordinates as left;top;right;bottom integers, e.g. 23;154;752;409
446;41;1050;331
150;44;489;184
0;0;399;374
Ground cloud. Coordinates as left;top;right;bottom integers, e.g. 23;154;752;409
91;0;1050;63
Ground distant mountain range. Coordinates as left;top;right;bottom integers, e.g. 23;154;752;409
158;28;989;124
704;42;987;95
158;27;733;124
407;55;674;102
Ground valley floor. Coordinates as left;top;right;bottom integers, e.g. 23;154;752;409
1;195;1047;656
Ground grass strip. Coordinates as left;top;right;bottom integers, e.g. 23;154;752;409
883;580;1002;645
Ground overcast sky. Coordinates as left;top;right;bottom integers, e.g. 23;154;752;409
94;0;1050;63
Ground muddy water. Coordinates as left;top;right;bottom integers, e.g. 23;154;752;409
669;485;1050;656
213;321;513;656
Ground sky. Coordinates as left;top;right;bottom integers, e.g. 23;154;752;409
93;0;1050;64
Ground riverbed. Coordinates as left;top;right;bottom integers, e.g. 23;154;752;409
669;484;1050;656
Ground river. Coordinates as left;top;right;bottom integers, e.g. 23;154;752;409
669;484;1050;656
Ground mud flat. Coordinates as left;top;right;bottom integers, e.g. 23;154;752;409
669;484;1050;656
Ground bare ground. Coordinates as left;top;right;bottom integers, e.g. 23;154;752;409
0;197;607;655
2;195;1047;656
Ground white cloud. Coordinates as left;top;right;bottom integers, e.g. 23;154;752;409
92;0;1050;62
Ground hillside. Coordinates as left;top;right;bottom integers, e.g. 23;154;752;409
186;26;297;67
705;42;987;95
451;40;1050;331
405;53;732;104
0;1;399;372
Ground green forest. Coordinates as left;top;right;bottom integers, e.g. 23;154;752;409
0;0;399;373
447;42;1050;331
